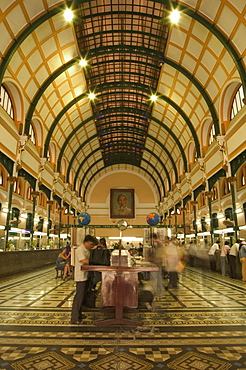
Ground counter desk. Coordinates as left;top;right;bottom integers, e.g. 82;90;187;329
81;262;158;326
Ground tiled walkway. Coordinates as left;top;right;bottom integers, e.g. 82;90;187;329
0;266;246;369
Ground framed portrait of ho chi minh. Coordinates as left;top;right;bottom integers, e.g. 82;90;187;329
110;189;135;219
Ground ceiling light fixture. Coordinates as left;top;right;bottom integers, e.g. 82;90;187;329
170;9;180;23
79;59;87;67
64;9;74;22
150;94;158;102
88;92;96;100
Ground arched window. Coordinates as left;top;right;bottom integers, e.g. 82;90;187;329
0;85;14;119
26;186;32;200
0;166;5;186
29;123;36;145
13;178;22;195
38;192;47;208
188;142;196;169
208;124;216;145
221;178;231;196
230;85;244;120
212;186;218;200
238;164;246;188
198;192;206;208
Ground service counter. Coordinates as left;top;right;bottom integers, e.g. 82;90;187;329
82;261;158;326
0;249;59;279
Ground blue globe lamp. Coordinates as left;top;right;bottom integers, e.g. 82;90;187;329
146;212;160;226
78;212;91;226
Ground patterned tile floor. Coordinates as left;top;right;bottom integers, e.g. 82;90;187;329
1;267;246;369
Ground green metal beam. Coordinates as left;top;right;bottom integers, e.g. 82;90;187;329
80;159;162;202
43;92;87;157
24;58;79;135
57;106;187;174
65;132;179;185
77;29;166;43
73;146;171;193
88;57;160;71
1;0;244;96
163;57;219;135
85;70;159;85
79;156;165;198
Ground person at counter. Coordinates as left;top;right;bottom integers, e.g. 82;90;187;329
208;240;220;271
71;235;98;325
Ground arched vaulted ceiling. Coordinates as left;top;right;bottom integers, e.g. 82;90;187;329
1;0;245;202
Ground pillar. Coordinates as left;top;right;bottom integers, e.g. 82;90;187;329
181;207;186;242
30;191;39;246
46;200;54;243
191;201;198;244
227;176;239;240
5;176;17;250
58;206;65;247
205;191;214;244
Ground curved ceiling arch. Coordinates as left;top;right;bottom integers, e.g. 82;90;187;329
56;106;188;173
20;51;218;147
24;58;79;135
65;132;179;185
83;47;219;132
0;0;244;92
156;0;246;94
80;157;165;198
22;57;213;161
93;89;199;158
43;92;87;157
73;146;171;193
80;159;162;202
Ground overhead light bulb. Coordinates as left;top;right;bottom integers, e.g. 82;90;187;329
64;9;74;22
170;9;180;23
88;92;96;100
150;94;157;102
79;59;87;67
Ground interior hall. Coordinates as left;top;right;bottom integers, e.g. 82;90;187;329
0;0;246;369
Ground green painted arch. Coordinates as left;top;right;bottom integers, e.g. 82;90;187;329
65;132;178;187
79;156;165;199
162;58;220;135
31;47;218;140
24;58;79;135
50;93;189;169
65;132;179;183
56;106;187;174
159;95;201;156
85;70;159;87
87;53;219;137
43;92;87;157
88;57;160;72
77;29;166;44
80;159;162;202
1;0;245;96
73;146;171;194
93;89;200;158
30;64;210;160
98;129;182;177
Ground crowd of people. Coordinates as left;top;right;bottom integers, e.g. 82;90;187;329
207;239;246;280
56;234;246;325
